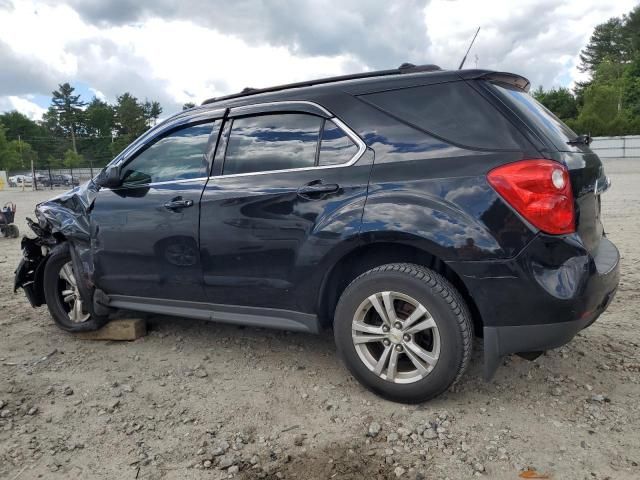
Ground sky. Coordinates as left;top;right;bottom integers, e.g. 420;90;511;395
0;0;637;121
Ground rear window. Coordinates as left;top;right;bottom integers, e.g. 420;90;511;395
361;81;525;150
490;82;578;152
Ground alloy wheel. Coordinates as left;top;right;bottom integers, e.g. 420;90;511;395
58;261;90;323
351;291;440;384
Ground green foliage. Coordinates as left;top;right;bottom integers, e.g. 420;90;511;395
182;102;196;110
85;97;114;137
50;83;86;152
63;149;83;169
532;86;578;120
143;100;162;126
0;110;54;164
114;93;148;138
2;85;166;173
0;123;23;171
578;18;630;74
536;5;640;136
0;122;40;171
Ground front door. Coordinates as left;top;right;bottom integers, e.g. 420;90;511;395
199;105;370;311
91;119;221;302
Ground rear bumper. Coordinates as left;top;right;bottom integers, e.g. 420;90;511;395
448;234;620;379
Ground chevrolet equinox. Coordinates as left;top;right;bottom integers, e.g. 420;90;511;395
15;64;620;403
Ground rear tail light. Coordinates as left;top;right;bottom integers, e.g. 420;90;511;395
487;159;575;235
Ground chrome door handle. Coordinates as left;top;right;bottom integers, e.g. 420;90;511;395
297;183;339;198
164;199;194;210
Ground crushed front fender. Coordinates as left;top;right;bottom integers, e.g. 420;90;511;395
15;181;104;314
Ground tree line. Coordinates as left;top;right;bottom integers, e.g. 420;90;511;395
534;5;640;136
0;84;177;173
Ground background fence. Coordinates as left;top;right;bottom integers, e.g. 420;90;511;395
4;167;96;190
590;135;640;158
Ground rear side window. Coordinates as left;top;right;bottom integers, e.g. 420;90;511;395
489;82;578;152
223;113;322;175
361;81;524;150
319;120;358;166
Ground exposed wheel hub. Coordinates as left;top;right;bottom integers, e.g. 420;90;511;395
388;328;403;344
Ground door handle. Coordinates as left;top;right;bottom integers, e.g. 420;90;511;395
297;182;340;198
164;199;194;210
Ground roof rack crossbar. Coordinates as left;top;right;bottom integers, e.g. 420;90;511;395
202;63;442;105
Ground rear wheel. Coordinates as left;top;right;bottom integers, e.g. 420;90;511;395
43;243;109;332
334;263;473;403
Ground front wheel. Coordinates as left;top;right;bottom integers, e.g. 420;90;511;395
334;263;473;403
43;243;109;332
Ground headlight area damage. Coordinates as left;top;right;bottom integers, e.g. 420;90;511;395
13;182;111;326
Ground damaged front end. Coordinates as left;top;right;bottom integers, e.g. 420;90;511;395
14;181;109;318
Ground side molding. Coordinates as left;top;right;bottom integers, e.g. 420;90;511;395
107;295;320;334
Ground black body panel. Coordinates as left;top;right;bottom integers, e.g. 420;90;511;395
91;179;208;301
15;66;620;382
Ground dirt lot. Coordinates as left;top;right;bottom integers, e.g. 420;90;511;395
1;160;639;480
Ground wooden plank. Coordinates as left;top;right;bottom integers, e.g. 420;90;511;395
75;318;147;341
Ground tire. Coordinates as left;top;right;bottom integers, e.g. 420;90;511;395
334;263;473;403
43;243;109;332
8;224;19;238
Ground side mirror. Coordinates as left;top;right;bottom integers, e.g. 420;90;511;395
95;165;122;188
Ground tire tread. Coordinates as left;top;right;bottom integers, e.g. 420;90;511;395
343;262;473;391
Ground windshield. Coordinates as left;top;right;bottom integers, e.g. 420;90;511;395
489;82;580;152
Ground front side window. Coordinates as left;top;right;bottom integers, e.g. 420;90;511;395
223;113;323;175
121;122;216;185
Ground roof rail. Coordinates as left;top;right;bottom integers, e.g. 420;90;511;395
202;63;442;105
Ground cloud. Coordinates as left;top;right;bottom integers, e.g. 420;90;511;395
0;0;638;122
0;96;47;120
424;0;638;88
0;40;59;96
58;0;432;69
64;37;181;112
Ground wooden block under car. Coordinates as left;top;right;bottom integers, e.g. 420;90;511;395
75;318;147;341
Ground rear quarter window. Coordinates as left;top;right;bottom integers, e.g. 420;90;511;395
360;81;525;150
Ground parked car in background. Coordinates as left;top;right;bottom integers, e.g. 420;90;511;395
39;175;62;187
60;174;80;186
15;64;619;403
8;175;32;187
36;174;81;188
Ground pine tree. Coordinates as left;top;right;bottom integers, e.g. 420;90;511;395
578;18;630;74
51;83;86;153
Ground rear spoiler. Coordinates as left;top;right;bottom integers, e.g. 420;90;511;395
478;72;530;92
460;70;530;92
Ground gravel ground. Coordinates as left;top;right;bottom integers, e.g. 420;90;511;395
1;160;639;480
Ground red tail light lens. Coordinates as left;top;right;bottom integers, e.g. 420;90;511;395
487;159;575;235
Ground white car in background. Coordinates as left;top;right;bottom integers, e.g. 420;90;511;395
8;175;32;187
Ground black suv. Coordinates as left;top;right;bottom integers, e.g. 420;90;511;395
15;64;619;403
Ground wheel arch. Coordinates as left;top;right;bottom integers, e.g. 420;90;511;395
317;240;483;335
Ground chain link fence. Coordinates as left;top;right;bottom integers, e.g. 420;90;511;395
6;167;97;190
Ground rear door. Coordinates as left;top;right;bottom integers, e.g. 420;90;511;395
91;115;223;302
199;102;369;311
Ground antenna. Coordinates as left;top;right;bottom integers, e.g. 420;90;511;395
458;27;480;70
